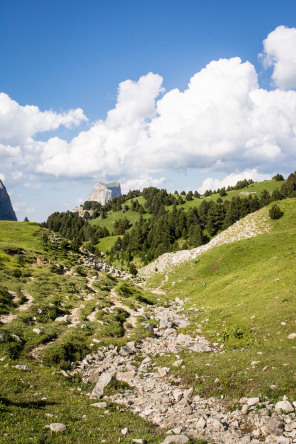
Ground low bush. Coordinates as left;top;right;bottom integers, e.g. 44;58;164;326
269;204;283;220
0;286;15;315
42;330;91;368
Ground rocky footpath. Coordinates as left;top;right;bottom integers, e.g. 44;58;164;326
71;292;296;443
79;248;144;282
140;211;270;278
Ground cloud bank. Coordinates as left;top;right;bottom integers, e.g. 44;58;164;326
1;26;296;192
261;25;296;89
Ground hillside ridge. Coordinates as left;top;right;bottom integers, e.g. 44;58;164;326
140;208;270;278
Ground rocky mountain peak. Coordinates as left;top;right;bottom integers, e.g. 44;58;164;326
0;180;17;221
88;182;121;205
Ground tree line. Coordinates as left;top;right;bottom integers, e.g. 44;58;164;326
43;172;296;265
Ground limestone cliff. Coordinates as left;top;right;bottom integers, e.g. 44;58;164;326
0;180;17;221
88;182;121;205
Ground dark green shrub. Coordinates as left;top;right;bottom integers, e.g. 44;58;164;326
74;265;87;276
129;263;138;276
0;287;15;315
0;330;24;358
272;174;284;181
269;204;283;220
42;331;90;368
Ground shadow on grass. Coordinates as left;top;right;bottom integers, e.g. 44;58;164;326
0;397;56;409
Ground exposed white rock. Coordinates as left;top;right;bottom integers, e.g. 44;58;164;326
90;371;114;398
14;364;30;371
48;423;66;432
288;333;296;339
196;417;206;429
247;397;260;406
275;400;294;413
161;435;189;444
88;182;121;205
91;402;107;408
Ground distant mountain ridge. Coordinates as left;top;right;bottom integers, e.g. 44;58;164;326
0;180;17;221
88;182;122;205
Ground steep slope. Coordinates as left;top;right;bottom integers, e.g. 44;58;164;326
140;208;270;277
145;199;296;412
0;180;17;221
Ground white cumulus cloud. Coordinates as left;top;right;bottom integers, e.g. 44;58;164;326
31;56;296;181
0;92;87;146
121;175;165;193
1;27;296;192
197;169;270;194
260;25;296;89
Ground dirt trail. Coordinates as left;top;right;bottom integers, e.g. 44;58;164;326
0;291;34;324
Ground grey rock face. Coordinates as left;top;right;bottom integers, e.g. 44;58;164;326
0;180;17;221
88;182;121;205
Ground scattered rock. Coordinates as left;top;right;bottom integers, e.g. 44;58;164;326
91;402;108;408
14;364;30;371
261;418;284;436
158;367;170;377
54;315;68;322
247;397;260;407
121;427;129;435
90;372;114;398
161;435;189;444
275;400;294;413
196;417;206;429
207;417;224;432
119;346;134;356
48;423;66;432
11;334;21;341
288;333;296;340
172;359;183;367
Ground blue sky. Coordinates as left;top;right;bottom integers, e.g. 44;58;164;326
1;0;296;221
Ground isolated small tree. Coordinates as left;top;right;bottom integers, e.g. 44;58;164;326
269;204;283;220
71;239;80;252
60;239;68;250
129;263;138;276
219;187;227;197
41;233;48;245
24;216;29;222
185;191;193;201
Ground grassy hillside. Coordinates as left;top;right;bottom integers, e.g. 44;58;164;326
1;196;296;442
91;179;284;253
147;198;296;402
0;222;170;443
